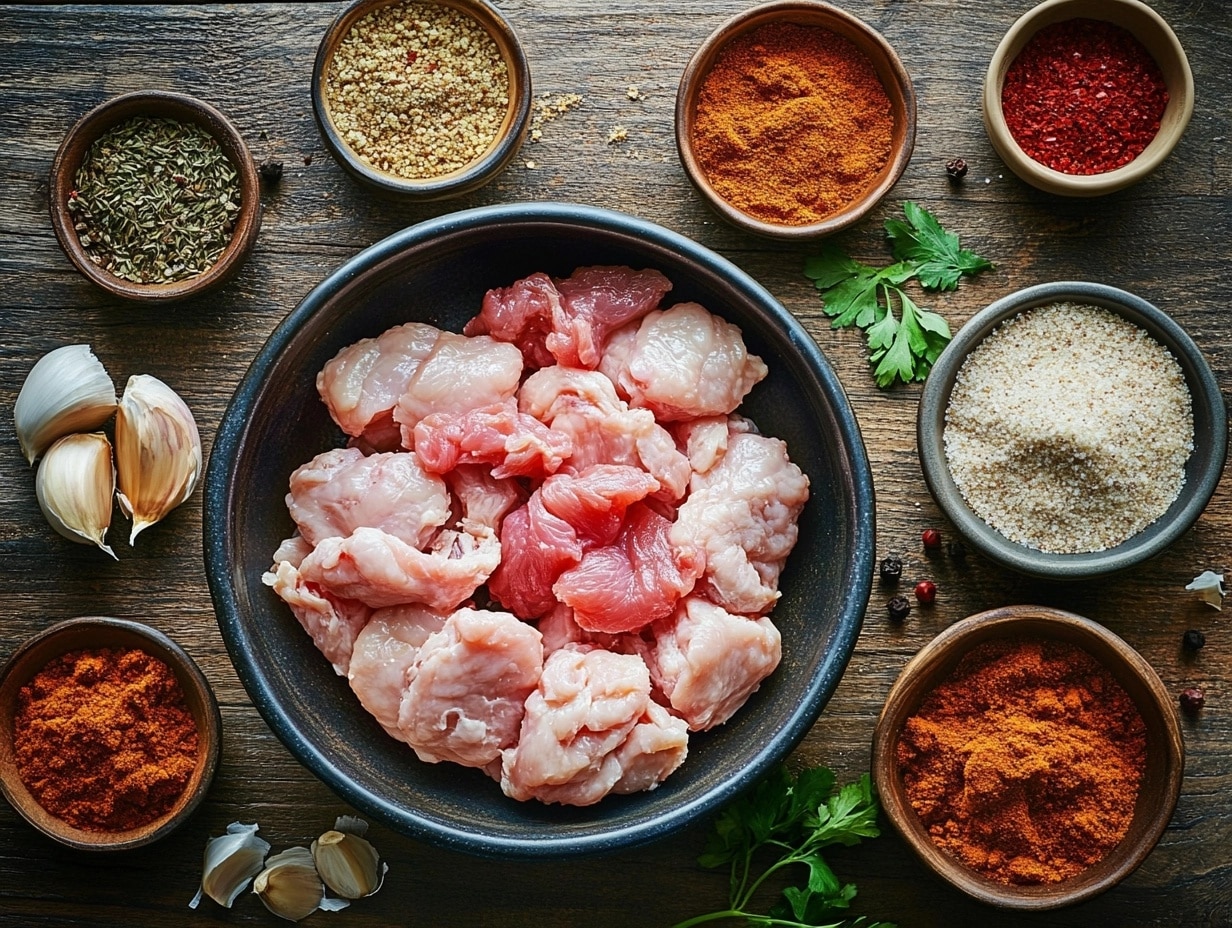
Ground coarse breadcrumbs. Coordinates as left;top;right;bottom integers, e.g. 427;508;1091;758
943;302;1193;553
324;0;509;179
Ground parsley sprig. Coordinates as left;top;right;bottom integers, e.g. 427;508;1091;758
670;766;893;928
804;202;993;388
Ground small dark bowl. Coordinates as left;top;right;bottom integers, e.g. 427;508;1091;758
312;0;532;200
0;617;222;851
918;281;1226;580
203;202;875;858
675;0;916;240
872;605;1184;910
49;90;262;303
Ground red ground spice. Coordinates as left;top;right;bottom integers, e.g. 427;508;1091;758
1001;18;1168;175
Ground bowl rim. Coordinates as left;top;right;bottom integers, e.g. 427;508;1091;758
0;616;222;852
981;0;1195;197
48;89;262;302
674;0;917;240
202;200;877;857
871;604;1185;910
917;280;1227;580
310;0;533;200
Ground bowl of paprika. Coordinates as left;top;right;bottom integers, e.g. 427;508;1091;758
983;0;1194;196
872;605;1184;910
675;0;916;240
0;616;221;851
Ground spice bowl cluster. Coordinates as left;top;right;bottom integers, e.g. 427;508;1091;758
0;617;221;851
872;605;1184;910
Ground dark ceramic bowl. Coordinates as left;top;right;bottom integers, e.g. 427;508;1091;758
203;202;875;858
872;605;1184;909
49;90;262;303
918;281;1226;580
0;617;221;851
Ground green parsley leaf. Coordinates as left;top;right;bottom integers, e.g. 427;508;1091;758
885;200;994;291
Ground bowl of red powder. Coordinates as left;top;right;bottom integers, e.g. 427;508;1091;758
983;0;1194;196
872;605;1184;910
675;0;916;240
0;617;221;851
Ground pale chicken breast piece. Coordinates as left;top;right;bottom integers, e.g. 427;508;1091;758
262;558;373;676
610;701;690;794
286;447;450;549
444;464;524;535
393;332;524;447
316;322;441;446
646;595;782;731
397;608;543;768
500;647;651;806
600;302;768;421
671;426;809;615
347;604;450;742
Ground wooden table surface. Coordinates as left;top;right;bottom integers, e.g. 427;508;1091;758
1;2;1229;925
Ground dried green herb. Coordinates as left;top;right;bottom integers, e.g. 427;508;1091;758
68;116;240;284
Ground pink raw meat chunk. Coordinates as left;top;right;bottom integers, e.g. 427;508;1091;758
488;466;660;619
600;302;768;421
671;424;809;615
298;525;500;611
413;399;572;480
263;554;373;677
555;503;700;634
398;608;543;768
317;322;441;448
286;447;450;549
499;647;651;805
610;701;690;795
646;595;782;731
465;266;671;370
394;332;524;447
445;464;524;535
347;604;449;742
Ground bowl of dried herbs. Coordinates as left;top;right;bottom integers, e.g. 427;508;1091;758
49;90;262;303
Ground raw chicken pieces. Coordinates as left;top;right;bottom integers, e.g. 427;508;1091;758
268;265;807;806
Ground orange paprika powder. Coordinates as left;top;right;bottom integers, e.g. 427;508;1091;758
13;646;199;832
690;21;893;226
896;637;1146;885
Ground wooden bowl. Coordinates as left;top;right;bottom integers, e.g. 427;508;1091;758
0;617;221;851
872;605;1184;910
983;0;1194;196
311;0;532;200
49;90;262;303
917;281;1226;580
675;0;916;241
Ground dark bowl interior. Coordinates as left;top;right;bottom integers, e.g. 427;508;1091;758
203;202;875;858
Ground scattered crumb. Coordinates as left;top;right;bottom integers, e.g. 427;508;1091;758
530;128;542;142
531;92;584;136
626;85;641;100
607;125;628;144
525;160;537;169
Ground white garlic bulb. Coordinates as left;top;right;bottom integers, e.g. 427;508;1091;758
189;821;271;910
14;344;117;464
35;432;117;560
114;374;202;544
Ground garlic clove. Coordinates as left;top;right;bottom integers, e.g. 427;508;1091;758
311;816;386;899
15;344;117;464
35;432;117;560
114;374;202;545
189;821;271;910
254;846;350;922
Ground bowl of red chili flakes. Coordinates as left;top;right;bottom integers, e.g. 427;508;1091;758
983;0;1194;196
0;616;221;851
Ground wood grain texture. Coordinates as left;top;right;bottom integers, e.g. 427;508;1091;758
0;1;1229;925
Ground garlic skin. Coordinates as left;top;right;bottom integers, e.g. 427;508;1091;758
254;847;349;922
189;821;271;910
311;816;386;899
15;344;117;464
1186;570;1225;610
35;432;117;560
114;374;202;544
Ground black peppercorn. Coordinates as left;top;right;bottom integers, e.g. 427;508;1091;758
1182;629;1207;651
259;160;284;184
945;158;968;180
879;556;903;582
887;595;911;622
1180;687;1205;714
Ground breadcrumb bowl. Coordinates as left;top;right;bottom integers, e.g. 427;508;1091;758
0;617;221;852
871;605;1184;910
203;202;875;858
917;281;1226;580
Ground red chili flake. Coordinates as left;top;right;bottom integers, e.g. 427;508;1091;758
68;189;78;200
1001;18;1168;175
425;60;439;72
405;50;418;66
